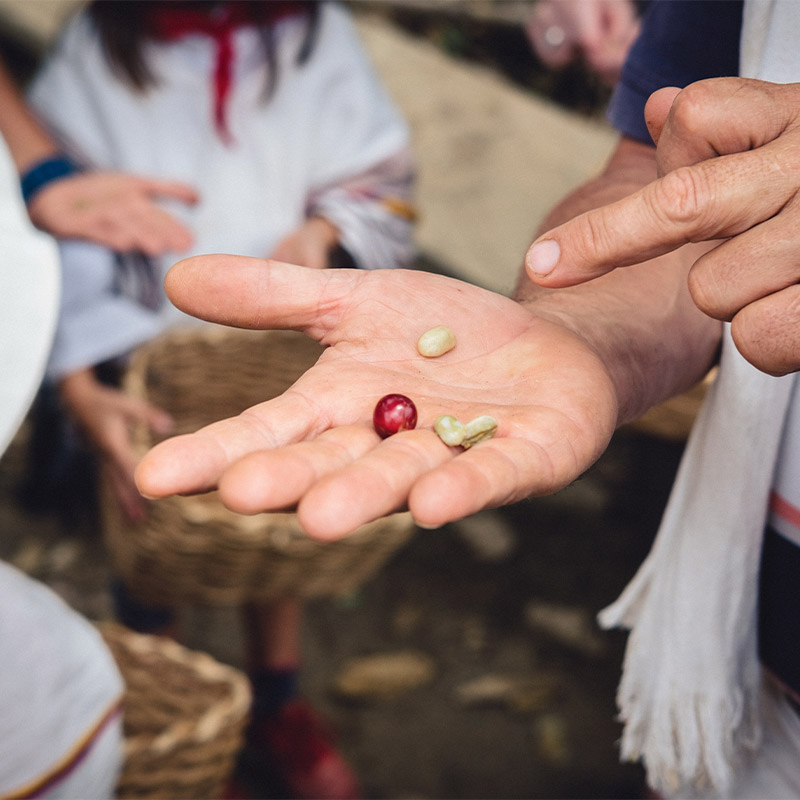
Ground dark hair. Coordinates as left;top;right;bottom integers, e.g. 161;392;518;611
87;1;321;97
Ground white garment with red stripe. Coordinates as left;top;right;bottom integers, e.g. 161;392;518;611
769;378;800;545
0;562;124;799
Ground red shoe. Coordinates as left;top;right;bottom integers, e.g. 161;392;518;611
220;775;255;800
248;700;361;800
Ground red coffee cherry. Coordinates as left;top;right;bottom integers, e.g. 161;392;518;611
373;394;417;438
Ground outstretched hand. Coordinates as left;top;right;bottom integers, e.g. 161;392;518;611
135;257;619;539
525;78;800;376
28;171;198;255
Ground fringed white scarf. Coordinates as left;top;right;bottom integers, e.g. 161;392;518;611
599;329;793;794
598;4;800;794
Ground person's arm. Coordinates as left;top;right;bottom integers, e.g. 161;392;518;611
0;55;196;253
278;2;415;273
60;367;173;522
269;151;417;272
0;57;56;172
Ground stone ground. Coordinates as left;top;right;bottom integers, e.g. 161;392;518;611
0;2;694;798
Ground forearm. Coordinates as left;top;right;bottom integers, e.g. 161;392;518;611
515;138;721;425
59;367;100;415
0;59;59;172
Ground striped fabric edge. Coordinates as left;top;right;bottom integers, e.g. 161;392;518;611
770;489;800;531
1;697;124;800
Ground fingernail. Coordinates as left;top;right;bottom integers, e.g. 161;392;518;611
413;517;442;530
526;239;560;277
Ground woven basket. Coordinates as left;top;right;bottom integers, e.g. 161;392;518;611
101;325;415;607
98;622;251;800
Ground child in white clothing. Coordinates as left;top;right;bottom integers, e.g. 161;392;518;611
27;3;416;797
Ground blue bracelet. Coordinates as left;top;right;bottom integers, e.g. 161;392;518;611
20;154;81;205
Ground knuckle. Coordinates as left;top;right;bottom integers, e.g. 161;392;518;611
651;166;708;229
572;208;619;265
731;289;800;376
668;82;714;135
687;256;734;320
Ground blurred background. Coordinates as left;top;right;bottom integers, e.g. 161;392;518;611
0;2;691;798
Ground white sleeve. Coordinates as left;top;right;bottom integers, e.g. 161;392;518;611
302;3;416;269
46;240;163;378
0;561;123;797
309;150;417;270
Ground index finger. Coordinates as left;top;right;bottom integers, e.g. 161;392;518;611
525;143;794;287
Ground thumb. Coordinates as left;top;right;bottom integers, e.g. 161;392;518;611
164;254;359;339
644;86;681;148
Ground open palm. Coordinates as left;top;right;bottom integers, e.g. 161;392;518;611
136;256;619;539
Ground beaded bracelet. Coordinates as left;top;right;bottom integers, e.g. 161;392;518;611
20;154;81;205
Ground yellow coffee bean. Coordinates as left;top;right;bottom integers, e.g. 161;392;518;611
434;414;466;446
417;325;456;358
462;415;498;448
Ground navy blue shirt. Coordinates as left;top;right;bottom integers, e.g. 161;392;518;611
607;0;743;143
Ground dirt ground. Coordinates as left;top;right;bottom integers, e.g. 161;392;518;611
0;414;684;800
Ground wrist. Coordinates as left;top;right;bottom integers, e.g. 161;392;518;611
20;153;82;205
59;368;100;405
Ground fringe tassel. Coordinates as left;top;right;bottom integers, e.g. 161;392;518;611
599;327;794;796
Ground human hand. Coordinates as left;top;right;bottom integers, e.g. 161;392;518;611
60;370;174;522
525;78;800;376
135;256;619;539
27;172;198;255
268;216;340;270
525;0;640;86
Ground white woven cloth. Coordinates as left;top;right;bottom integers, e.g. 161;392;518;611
598;2;800;795
599;330;794;795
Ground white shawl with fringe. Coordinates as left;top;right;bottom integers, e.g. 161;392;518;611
598;2;800;795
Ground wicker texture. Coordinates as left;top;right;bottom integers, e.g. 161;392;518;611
102;326;416;606
98;622;251;800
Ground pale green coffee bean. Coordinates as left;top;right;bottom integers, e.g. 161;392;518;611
417;325;456;358
462;415;498;448
434;414;466;447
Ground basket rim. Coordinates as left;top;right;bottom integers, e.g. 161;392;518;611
97;622;251;754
